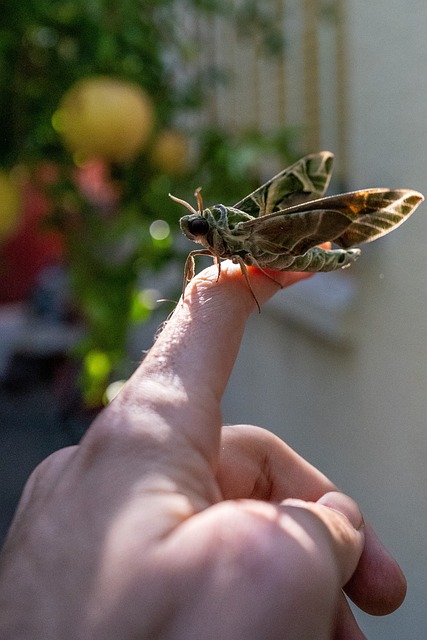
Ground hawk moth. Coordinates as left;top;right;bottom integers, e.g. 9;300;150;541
170;151;423;310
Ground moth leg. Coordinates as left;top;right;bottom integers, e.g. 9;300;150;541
243;254;284;290
232;255;262;313
213;256;222;282
183;253;195;283
182;249;214;299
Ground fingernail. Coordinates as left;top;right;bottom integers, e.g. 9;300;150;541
318;491;365;531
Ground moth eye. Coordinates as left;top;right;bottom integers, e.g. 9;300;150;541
188;217;209;236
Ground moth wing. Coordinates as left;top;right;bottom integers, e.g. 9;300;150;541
240;188;423;255
320;188;424;248
233;151;334;217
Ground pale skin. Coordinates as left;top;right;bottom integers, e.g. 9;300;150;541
0;262;406;639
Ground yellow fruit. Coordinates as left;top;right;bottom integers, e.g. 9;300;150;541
151;129;189;175
0;170;23;242
54;76;155;163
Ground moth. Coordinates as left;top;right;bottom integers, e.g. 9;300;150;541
170;151;424;310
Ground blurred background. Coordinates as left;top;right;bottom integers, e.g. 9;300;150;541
1;1;427;637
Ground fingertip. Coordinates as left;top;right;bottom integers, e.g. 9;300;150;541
182;261;317;316
316;494;407;616
344;523;407;615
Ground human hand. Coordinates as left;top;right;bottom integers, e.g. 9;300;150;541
0;264;406;639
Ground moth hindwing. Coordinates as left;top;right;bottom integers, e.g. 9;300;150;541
170;151;424;311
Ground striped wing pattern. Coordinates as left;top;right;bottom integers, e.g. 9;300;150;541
240;188;423;256
233;151;334;216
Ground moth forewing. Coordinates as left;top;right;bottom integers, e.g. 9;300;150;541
238;188;424;255
332;189;424;248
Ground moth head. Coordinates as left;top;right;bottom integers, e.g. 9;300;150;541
170;188;210;241
179;214;210;241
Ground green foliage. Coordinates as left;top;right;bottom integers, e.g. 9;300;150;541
0;0;295;405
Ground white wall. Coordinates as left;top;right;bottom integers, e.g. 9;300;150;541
222;2;427;638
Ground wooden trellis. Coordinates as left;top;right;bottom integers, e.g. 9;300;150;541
188;0;349;184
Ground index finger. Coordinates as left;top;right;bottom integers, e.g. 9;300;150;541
115;263;315;462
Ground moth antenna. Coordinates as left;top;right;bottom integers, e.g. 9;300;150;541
169;193;198;216
194;187;204;214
